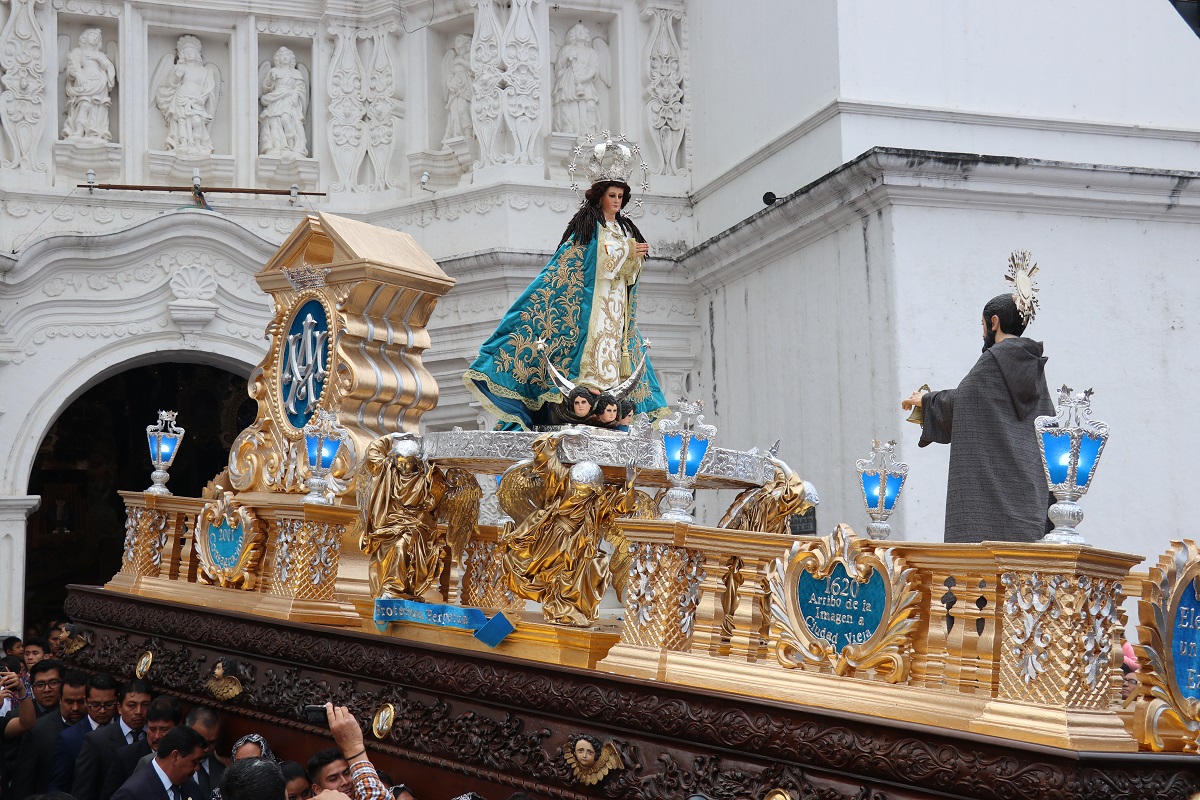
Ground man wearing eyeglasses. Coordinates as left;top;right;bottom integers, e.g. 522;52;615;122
49;672;118;792
1;659;65;796
73;678;152;800
9;670;87;799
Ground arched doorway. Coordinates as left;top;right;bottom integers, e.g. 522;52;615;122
23;362;256;626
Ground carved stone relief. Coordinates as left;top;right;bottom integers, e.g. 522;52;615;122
442;34;472;144
643;7;686;176
0;0;48;172
152;35;221;157
60;27;116;143
469;0;505;169
551;22;608;136
326;22;401;192
258;46;309;159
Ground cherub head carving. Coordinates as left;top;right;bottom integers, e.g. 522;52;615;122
562;734;623;785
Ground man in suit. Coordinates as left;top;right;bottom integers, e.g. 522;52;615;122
8;670;87;799
100;694;181;800
49;672;118;792
111;724;206;800
185;706;225;799
72;678;152;800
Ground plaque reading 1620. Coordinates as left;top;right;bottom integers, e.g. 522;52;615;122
796;562;886;651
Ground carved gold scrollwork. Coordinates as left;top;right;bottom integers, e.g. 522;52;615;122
767;524;919;682
195;493;264;589
1132;539;1200;752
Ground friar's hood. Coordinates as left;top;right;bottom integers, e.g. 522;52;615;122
987;337;1048;421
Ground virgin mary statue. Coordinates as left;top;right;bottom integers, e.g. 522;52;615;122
463;146;668;429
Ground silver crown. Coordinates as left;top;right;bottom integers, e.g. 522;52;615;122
282;263;331;292
568;130;651;206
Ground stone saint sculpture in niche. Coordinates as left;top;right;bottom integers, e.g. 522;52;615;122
442;34;473;144
61;28;117;143
551;22;608;135
562;734;623;785
152;35;221;157
258;46;309;159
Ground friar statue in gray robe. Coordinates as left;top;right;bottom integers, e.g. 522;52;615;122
902;294;1053;543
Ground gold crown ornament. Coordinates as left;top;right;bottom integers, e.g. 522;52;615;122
568;130;651;207
1004;250;1040;324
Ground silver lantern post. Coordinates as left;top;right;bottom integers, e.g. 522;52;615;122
658;400;716;523
145;410;184;496
855;439;908;539
302;409;349;505
1036;386;1109;545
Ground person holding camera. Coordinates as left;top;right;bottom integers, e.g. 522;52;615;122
304;703;388;800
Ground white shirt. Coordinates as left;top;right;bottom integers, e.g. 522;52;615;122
87;715;103;730
150;759;175;794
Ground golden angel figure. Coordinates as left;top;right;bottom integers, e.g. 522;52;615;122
718;455;817;535
357;433;480;601
499;431;635;625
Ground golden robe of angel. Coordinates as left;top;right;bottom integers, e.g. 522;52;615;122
359;435;447;600
499;432;634;626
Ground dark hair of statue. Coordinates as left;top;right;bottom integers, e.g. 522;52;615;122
566;386;595;417
982;293;1028;337
591;394;618;416
558;180;646;248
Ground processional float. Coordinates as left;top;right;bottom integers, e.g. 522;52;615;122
68;200;1200;798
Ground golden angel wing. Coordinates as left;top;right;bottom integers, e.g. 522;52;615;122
622;488;660;520
605;523;633;603
595;740;624;782
436;467;482;565
497;459;544;525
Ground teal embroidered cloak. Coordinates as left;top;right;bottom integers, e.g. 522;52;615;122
462;231;668;430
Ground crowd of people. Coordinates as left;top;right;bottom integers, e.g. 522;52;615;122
0;625;530;800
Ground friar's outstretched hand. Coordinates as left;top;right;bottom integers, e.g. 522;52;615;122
901;389;928;411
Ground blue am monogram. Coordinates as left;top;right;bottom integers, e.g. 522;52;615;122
280;299;330;428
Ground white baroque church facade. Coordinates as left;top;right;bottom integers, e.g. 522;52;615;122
2;0;1199;631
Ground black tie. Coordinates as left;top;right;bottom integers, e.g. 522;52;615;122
130;729;144;744
171;785;183;800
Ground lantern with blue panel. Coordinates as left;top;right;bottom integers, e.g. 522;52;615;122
658;400;717;523
1035;385;1109;545
145;410;185;496
855;439;908;539
302;409;349;505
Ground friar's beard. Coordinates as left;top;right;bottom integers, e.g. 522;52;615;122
982;325;997;352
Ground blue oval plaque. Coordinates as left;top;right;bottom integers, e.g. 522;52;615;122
1172;579;1200;702
797;562;886;652
208;518;245;571
279;299;331;429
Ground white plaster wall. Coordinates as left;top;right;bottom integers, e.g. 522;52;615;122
694;151;1200;569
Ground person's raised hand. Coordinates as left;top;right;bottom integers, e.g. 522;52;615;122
901;389;927;411
325;702;366;761
312;791;353;800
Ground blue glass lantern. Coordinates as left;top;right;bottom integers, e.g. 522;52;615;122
855;440;908;539
301;409;349;505
145;411;184;496
1035;386;1109;545
658;400;717;523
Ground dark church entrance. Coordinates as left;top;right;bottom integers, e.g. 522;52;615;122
23;362;255;628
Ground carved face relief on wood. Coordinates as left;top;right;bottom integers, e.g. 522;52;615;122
562;733;622;785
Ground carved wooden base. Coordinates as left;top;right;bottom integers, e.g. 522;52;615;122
63;586;1200;800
